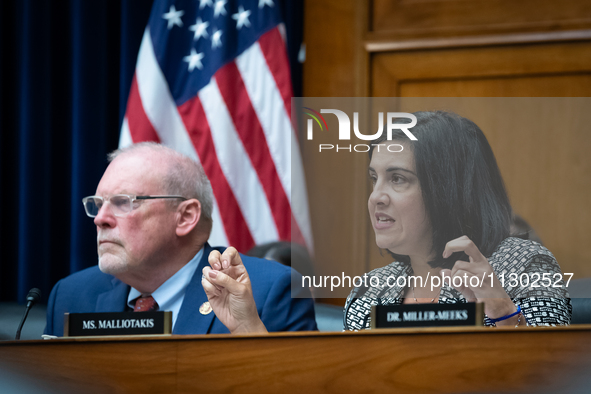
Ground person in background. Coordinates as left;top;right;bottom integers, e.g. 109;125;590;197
247;241;315;277
510;213;544;245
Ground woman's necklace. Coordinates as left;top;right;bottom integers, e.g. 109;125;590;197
411;284;442;303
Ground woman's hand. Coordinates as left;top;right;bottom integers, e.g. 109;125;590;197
441;236;522;326
201;247;268;334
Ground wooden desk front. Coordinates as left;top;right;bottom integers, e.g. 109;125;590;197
1;326;590;393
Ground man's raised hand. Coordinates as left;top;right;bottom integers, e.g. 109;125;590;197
201;247;268;334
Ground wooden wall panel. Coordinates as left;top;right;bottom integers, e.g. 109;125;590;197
303;1;369;304
371;0;591;38
371;41;591;96
299;106;369;294
399;74;591;97
303;0;359;97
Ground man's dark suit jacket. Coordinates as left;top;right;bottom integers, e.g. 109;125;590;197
44;243;317;336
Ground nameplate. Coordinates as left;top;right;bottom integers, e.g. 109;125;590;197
64;311;172;337
370;302;484;329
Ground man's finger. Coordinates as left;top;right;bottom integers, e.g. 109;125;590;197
202;279;221;297
208;250;222;270
220;247;242;269
207;269;246;296
201;269;222;297
201;267;223;291
202;266;212;281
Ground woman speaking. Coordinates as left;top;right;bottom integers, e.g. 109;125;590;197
344;111;571;330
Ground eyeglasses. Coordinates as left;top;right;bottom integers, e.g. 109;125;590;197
82;194;188;218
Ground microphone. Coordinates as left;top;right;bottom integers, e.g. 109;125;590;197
15;288;41;340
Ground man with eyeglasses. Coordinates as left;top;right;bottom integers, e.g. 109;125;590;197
44;143;317;336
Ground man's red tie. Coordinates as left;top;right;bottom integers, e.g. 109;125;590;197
133;295;158;312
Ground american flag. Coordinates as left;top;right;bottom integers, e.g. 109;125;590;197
120;0;312;253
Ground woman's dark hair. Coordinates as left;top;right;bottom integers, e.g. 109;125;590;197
369;111;512;269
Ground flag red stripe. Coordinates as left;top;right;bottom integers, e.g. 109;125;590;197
178;96;255;252
215;62;291;240
258;29;308;247
125;74;161;143
258;27;293;120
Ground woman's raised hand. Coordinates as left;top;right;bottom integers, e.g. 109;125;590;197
441;236;519;324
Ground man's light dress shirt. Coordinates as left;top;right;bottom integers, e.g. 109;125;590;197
127;248;204;329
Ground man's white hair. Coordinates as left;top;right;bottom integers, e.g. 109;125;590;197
107;142;214;223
